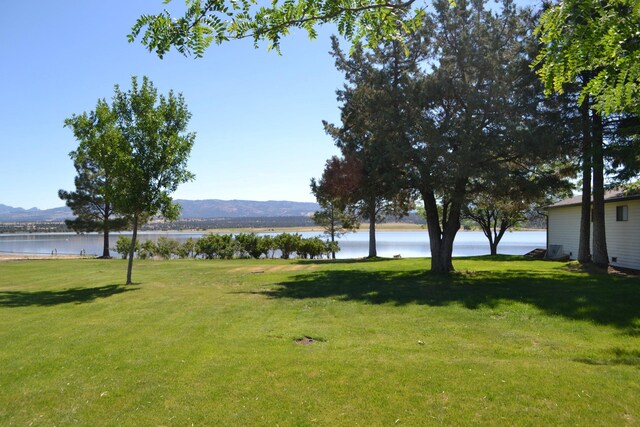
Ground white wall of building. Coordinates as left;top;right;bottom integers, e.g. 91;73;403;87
605;199;640;270
548;199;640;270
547;205;581;259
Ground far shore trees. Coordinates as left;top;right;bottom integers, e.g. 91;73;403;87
66;76;195;284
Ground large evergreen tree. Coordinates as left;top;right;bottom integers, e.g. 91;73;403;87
405;0;566;272
63;99;131;258
324;36;417;258
58;155;129;258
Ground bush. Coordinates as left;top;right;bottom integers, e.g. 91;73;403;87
235;233;262;259
156;236;180;259
113;236;139;260
324;240;340;258
138;240;157;260
274;233;302;259
258;235;276;259
196;233;236;259
176;238;196;259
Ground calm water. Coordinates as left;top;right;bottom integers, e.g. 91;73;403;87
0;230;546;258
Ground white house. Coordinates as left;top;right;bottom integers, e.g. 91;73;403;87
547;190;640;271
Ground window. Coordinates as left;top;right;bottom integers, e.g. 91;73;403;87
616;205;628;221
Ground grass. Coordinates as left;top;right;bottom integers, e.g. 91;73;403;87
0;256;638;426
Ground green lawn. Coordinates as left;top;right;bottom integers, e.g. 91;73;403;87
0;256;638;425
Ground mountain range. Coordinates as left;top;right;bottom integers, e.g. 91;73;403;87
0;199;320;222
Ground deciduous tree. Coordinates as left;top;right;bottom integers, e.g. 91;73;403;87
129;0;428;57
74;76;196;283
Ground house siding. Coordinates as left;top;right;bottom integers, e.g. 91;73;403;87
605;199;640;270
547;198;640;270
547;205;581;259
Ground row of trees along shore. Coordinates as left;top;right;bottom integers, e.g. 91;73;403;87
113;233;339;260
59;0;640;279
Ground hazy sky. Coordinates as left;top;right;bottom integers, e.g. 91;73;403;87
1;0;537;209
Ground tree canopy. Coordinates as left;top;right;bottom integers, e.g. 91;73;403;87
58;154;129;258
67;76;196;284
534;0;640;115
129;0;433;56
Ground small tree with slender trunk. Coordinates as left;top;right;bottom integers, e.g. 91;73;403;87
68;76;195;284
310;156;360;259
110;76;195;284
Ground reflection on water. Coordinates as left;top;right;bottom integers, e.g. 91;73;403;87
0;230;546;259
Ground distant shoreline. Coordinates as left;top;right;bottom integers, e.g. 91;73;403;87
0;222;547;235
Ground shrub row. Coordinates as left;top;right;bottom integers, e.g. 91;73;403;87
112;233;339;260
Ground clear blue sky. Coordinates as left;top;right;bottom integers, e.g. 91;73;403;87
0;1;346;209
0;0;537;210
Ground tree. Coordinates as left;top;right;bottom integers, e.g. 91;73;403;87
534;0;640;116
130;0;427;57
310;156;360;259
72;76;195;283
403;0;569;272
58;153;129;258
323;37;416;257
533;1;640;266
274;233;302;259
463;172;572;255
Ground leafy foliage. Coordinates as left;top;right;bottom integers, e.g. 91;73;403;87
69;76;195;283
534;0;640;115
113;236;139;259
129;0;429;56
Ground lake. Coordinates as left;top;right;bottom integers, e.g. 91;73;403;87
0;230;546;259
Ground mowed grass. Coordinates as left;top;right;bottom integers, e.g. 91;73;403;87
0;256;639;426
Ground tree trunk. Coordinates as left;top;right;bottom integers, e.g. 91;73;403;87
578;97;592;263
102;202;112;258
423;191;460;273
126;215;138;285
103;230;110;258
330;232;336;260
368;202;377;258
591;111;608;267
491;221;509;256
490;242;498;256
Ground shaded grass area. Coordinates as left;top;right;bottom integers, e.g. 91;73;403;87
0;256;638;426
0;284;136;307
263;256;640;332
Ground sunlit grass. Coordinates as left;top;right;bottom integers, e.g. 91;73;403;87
0;257;638;425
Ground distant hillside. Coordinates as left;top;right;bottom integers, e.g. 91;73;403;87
175;199;319;218
0;204;72;222
0;200;319;222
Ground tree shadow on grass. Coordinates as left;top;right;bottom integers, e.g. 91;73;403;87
258;265;640;331
0;284;138;308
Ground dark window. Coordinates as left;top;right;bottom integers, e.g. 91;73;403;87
616;205;628;221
